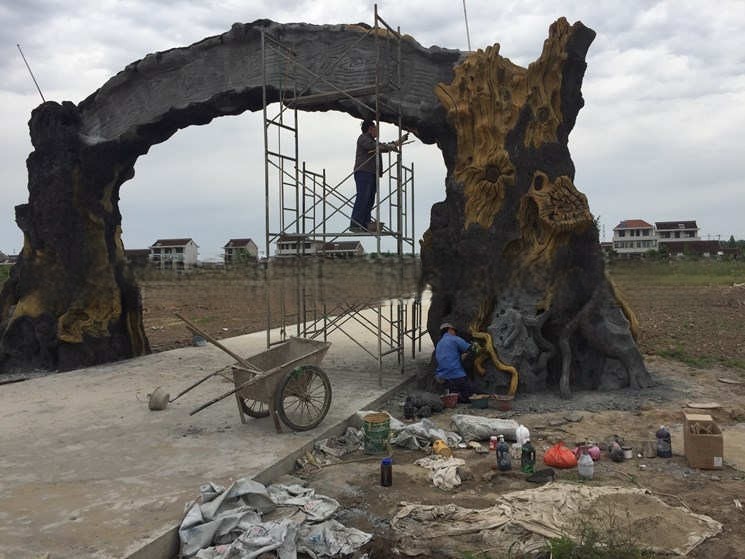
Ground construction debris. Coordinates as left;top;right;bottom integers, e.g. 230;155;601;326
179;478;371;558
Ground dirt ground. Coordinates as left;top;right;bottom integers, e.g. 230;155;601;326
133;258;745;557
138;258;420;352
296;357;745;558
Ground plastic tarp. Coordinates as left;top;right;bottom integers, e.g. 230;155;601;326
389;418;462;450
450;414;519;442
180;479;371;558
391;482;722;557
315;427;365;458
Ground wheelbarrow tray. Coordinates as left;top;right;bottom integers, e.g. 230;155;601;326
230;337;331;430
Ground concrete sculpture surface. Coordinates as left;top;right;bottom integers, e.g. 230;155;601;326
0;18;651;394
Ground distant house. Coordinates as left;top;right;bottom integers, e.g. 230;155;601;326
275;234;326;257
0;250;6;263
323;240;364;258
612;219;657;256
655;220;699;242
223;238;259;265
659;239;722;257
149;238;199;269
125;249;150;267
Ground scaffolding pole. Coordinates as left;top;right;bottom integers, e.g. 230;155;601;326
261;6;422;383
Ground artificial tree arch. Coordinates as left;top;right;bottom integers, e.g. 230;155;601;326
0;18;651;395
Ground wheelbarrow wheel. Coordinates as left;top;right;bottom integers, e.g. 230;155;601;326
241;398;270;418
275;365;332;431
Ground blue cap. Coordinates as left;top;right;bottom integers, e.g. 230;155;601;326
382;457;392;465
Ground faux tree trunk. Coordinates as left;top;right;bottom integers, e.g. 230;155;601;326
0;18;651;394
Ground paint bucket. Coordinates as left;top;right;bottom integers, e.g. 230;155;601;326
493;394;514;412
470;394;489;409
363;412;391;454
622;446;633;460
441;393;459;409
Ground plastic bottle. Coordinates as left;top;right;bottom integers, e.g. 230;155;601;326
496;434;512;471
516;424;530;447
656;425;672;458
521;439;536;473
380;457;393;486
578;446;594;480
489;436;498;451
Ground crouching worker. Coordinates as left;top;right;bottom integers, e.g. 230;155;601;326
435;322;477;403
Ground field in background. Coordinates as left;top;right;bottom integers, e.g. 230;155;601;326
0;258;742;372
608;259;745;371
137;257;421;352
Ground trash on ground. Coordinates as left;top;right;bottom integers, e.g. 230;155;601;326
686;401;721;409
315;427;365;458
450;414;519;442
391;483;722;557
542;441;577;469
390;417;462;450
414;455;466;490
432;439;453;458
179;478;371;558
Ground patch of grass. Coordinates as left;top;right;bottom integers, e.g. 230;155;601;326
657;346;745;371
608;258;745;287
544;503;657;559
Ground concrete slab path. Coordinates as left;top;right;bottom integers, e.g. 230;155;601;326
0;305;431;558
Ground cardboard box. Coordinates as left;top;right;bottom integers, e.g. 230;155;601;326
683;413;723;469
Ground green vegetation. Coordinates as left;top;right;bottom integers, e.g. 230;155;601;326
658;346;745;373
0;265;9;287
608;258;745;287
544;503;656;559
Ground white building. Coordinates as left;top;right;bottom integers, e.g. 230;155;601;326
223;238;259;265
612;219;657;256
275;234;326;257
149;238;199;269
323;241;365;258
655;220;700;243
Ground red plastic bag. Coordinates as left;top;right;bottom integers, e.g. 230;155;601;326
543;441;578;469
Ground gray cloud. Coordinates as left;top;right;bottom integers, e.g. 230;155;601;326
2;0;745;259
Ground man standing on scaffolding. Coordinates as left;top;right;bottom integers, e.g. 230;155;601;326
350;120;405;233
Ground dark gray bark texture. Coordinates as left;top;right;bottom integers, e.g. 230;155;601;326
0;18;651;395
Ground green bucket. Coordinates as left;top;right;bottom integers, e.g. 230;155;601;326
363;412;391;454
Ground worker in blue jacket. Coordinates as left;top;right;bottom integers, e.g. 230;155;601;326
435;322;476;403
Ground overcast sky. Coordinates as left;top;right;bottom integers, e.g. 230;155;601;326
2;1;744;260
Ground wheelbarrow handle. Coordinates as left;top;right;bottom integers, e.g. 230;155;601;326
174;312;262;374
169;370;221;403
189;375;259;416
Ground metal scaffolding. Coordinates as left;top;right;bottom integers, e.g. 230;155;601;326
261;5;423;382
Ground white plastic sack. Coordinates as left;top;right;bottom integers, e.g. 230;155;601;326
390;418;462;449
194;518;299;559
298;519;373;558
415;456;466;491
450;414;519;442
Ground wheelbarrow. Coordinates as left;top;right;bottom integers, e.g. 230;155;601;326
172;314;333;433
